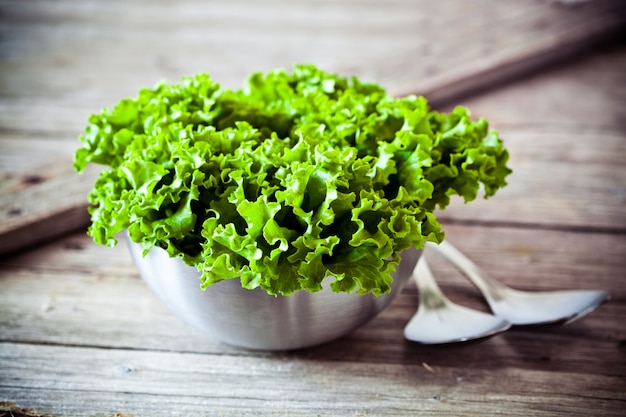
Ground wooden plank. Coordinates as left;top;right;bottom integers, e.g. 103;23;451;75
436;43;626;230
2;44;625;255
0;0;624;127
1;222;624;415
1;2;625;415
0;158;100;256
1;341;624;417
1;0;625;254
1;225;623;365
436;129;626;230
0;136;79;175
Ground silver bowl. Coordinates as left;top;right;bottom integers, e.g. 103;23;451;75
127;239;422;350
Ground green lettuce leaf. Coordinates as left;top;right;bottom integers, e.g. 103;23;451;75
74;65;511;295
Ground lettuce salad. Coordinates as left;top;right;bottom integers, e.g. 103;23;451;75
74;65;511;296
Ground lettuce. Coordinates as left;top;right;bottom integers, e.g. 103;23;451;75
74;65;511;295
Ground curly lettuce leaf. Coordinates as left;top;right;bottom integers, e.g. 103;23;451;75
74;65;511;295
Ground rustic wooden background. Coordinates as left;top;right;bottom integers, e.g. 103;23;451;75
1;0;625;416
1;0;625;254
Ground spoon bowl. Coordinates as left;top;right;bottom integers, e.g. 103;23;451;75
404;257;511;344
480;287;610;326
427;240;611;326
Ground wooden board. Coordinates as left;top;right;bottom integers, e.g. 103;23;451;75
3;43;626;255
0;159;100;256
1;0;625;255
1;2;626;415
0;342;623;417
0;224;624;416
1;0;624;105
1;225;624;354
437;43;626;231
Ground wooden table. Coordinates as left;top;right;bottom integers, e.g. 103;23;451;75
1;1;625;416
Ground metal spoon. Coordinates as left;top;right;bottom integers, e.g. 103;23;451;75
427;240;611;326
403;257;511;344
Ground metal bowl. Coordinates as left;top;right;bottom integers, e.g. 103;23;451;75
127;239;422;350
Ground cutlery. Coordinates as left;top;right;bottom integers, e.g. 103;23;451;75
427;240;610;326
403;257;511;344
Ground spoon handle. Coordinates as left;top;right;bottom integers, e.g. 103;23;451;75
414;257;451;310
426;240;506;301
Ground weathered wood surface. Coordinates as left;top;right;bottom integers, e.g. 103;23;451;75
0;341;622;417
0;160;100;255
1;227;624;416
2;48;626;414
1;0;624;105
1;0;626;416
438;43;626;231
2;225;625;357
1;0;625;255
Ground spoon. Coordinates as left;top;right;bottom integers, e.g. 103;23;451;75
426;240;611;326
403;257;511;344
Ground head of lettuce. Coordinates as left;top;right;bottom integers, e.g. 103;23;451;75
74;64;511;296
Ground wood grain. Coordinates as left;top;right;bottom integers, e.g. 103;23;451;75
1;0;624;101
1;0;625;255
0;224;624;416
5;42;623;256
1;1;626;416
2;225;624;354
1;341;624;417
0;159;100;256
437;43;626;230
1;0;625;133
